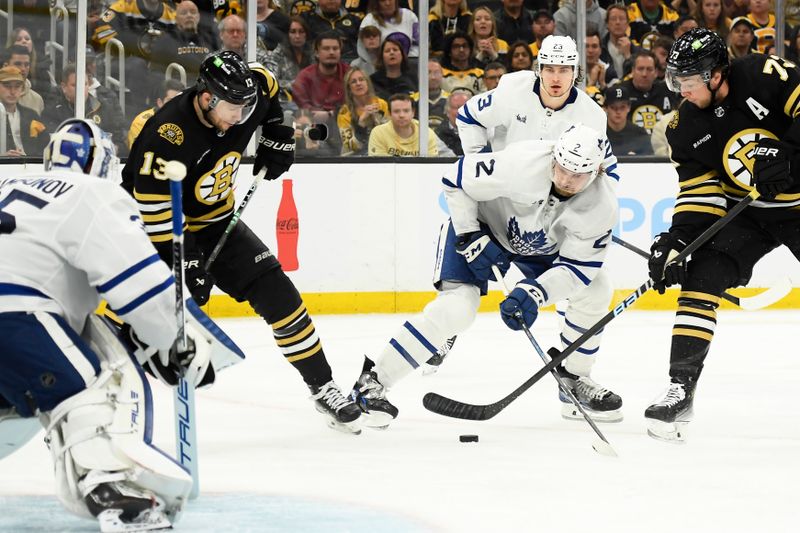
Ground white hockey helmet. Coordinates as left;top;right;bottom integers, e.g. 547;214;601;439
43;118;118;179
552;123;605;192
536;35;579;82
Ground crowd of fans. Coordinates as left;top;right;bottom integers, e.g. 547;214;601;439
2;0;800;159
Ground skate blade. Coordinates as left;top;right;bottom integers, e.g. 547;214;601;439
325;418;362;435
561;403;623;423
360;410;396;430
98;509;172;533
647;419;689;444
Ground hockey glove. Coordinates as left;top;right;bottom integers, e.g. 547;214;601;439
752;138;796;198
143;324;215;388
254;124;295;180
648;232;688;294
499;286;540;331
184;250;214;306
455;231;510;282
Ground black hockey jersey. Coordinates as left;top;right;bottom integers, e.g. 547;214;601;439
121;65;282;255
620;79;677;134
666;53;800;241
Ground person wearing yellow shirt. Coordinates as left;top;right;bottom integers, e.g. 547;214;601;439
368;93;439;156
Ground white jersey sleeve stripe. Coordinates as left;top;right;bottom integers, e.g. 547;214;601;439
0;282;49;298
551;262;592;285
97;254;162;293
34;311;96;386
457;104;484;127
112;276;175;316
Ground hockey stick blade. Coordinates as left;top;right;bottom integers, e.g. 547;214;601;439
423;392;501;421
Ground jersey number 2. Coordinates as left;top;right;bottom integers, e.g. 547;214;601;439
0;191;49;235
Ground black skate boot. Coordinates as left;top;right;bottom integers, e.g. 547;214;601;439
84;480;171;532
557;367;623;422
645;377;696;444
350;357;399;429
422;336;457;376
309;381;362;435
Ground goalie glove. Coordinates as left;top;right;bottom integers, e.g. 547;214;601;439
455;231;510;283
648;232;688;294
140;323;215;388
752;138;796;199
254;124;295;180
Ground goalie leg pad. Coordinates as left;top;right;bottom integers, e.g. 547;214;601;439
375;282;480;388
44;315;192;524
560;271;613;377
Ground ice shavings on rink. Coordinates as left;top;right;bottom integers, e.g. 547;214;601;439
1;311;798;533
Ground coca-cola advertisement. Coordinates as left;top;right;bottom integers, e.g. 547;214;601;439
276;179;299;271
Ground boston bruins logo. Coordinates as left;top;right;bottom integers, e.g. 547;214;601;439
723;128;776;189
632;104;662;133
196;152;240;204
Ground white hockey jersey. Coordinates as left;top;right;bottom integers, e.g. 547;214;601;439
456;70;620;182
442;140;618;306
0;170;178;350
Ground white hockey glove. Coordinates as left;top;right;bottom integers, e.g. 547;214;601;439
130;324;214;388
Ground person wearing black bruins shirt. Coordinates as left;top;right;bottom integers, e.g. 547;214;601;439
644;28;800;443
122;50;362;433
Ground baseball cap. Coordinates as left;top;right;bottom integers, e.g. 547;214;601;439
730;16;756;31
603;85;630;105
534;9;554;22
0;66;25;83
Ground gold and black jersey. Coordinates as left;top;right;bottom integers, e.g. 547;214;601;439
121;66;282;256
619;79;678;134
666;54;800;240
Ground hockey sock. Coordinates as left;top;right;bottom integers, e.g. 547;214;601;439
669;291;719;381
272;304;333;388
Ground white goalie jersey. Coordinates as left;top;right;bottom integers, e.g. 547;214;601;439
456;70;620;182
0;170;178;350
442;140;619;306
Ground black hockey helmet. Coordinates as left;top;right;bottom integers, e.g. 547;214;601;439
665;28;729;93
197;50;257;106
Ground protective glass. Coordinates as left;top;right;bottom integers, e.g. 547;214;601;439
552;162;592;195
665;71;708;93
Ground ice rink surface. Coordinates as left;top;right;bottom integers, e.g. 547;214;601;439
2;310;799;533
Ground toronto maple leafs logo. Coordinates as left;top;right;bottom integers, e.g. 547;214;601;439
516;114;527;124
506;217;558;256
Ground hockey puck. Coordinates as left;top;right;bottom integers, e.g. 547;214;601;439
459;434;479;443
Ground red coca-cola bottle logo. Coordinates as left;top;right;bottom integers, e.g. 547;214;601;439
276;179;299;271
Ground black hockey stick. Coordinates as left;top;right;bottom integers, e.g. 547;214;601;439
423;190;760;421
491;266;618;457
611;235;791;310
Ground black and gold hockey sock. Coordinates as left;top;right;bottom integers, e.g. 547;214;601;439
271;304;333;388
669;291;720;383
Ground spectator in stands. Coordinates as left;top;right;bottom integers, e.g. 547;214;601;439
256;0;291;52
303;0;362;63
468;6;509;66
745;0;791;54
265;16;314;110
494;0;534;45
338;66;389;156
293;31;349;132
218;14;248;57
10;27;54;95
618;51;676;135
482;61;506;90
292;108;342;156
506;40;534;73
127;78;185;148
584;28;617;90
10;1;50;51
626;0;679;49
0;66;46;157
441;32;485;94
2;45;44;115
360;0;420;61
603;85;653;156
601;4;637;82
368;93;439;156
650;36;674;80
529;9;555;58
194;0;242;35
429;0;473;56
412;59;450;129
787;26;800;63
150;0;219;80
722;0;749;18
42;64;128;156
673;14;699;39
693;0;730;41
352;25;383;76
370;36;417;100
555;0;607;42
434;90;470;157
727;15;756;59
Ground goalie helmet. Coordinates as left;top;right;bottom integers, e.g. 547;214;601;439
536;35;579;82
665;28;728;93
43;118;117;179
553;123;605;189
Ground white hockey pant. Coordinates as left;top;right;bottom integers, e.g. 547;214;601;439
375;282;481;388
560;270;613;377
43;315;192;522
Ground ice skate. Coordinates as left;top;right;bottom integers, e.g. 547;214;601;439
557;368;623;422
350;357;399;429
645;380;695;444
309;381;362;435
85;481;172;533
422;336;457;376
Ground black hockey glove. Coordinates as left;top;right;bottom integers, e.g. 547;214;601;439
455;231;510;283
648;232;688;294
184;250;214;306
254;124;295;180
752;138;795;198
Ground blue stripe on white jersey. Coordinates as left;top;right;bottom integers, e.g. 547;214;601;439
457;103;483;127
0;282;49;298
97;254;162;293
552;255;603;286
112;276;174;316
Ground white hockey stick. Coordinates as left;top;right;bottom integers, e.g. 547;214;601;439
492;266;618;457
610;235;792;310
163;160;200;500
